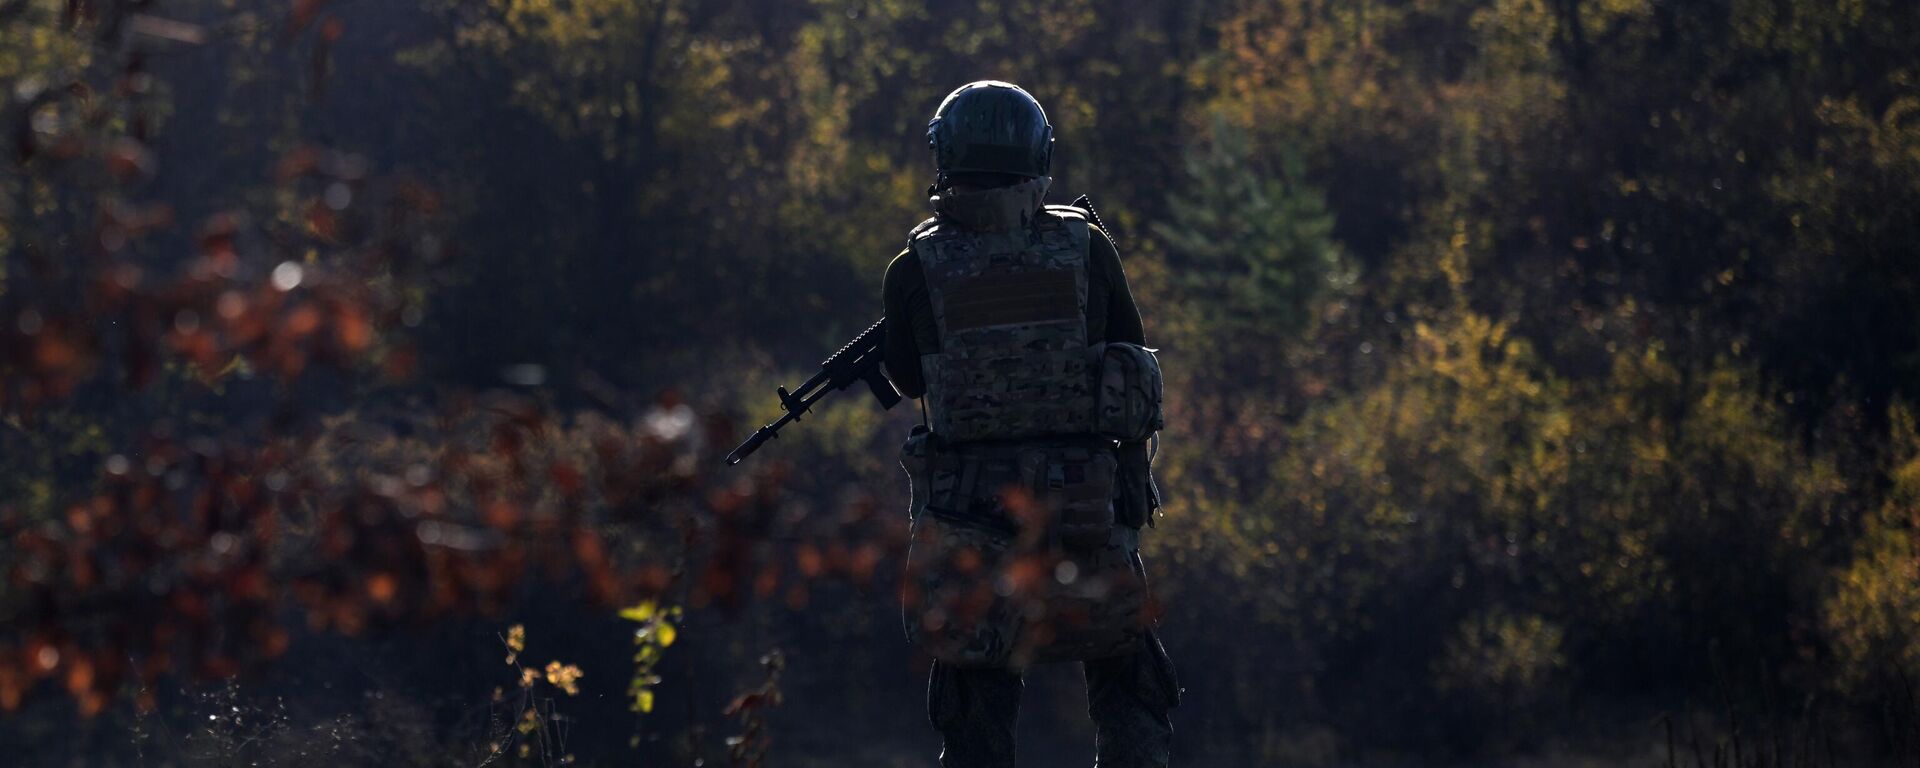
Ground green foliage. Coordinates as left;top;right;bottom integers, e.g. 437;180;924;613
1825;405;1920;690
8;0;1920;763
1432;610;1567;717
1153;116;1351;348
619;600;679;715
1161;305;1852;748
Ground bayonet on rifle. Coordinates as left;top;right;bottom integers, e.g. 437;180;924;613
725;319;900;465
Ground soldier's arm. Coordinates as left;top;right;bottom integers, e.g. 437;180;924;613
1092;226;1146;346
882;248;928;399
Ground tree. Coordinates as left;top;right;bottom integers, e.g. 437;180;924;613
1153;115;1351;355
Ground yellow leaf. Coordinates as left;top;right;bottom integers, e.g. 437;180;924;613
506;624;526;653
544;661;584;695
618;601;656;623
656;620;677;648
635;689;655;713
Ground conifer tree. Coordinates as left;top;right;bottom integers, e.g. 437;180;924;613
1152;115;1350;348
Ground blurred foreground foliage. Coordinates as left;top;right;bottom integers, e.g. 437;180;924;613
4;0;1920;764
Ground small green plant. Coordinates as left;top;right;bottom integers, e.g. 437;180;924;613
619;600;682;717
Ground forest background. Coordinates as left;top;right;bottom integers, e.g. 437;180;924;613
4;0;1920;765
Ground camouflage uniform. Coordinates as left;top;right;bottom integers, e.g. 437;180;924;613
882;78;1176;768
887;206;1179;766
882;200;1175;768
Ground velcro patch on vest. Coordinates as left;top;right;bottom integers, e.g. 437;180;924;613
911;213;1096;443
941;269;1079;331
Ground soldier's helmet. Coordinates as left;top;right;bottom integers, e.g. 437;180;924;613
926;81;1053;182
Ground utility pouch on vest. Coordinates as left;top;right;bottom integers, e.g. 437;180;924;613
1094;342;1163;528
1022;440;1118;551
1093;342;1164;443
1114;439;1160;529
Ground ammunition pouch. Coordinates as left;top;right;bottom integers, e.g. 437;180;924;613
1093;342;1164;443
1093;341;1163;528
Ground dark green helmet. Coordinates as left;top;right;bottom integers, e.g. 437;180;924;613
926;81;1053;181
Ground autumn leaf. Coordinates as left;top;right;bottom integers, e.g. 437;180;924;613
617;601;656;623
543;660;583;695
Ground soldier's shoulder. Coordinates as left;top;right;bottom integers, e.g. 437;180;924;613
1044;204;1114;241
1043;204;1116;250
907;215;945;241
886;245;919;272
883;246;923;295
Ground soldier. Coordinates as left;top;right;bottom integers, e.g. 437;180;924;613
882;80;1179;768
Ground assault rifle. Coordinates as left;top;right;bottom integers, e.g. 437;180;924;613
724;319;901;465
724;195;1109;467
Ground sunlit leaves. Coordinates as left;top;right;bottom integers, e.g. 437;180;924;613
622;600;681;714
543;661;584;696
488;623;586;761
616;601;656;623
1825;404;1920;689
0;376;871;717
1432;610;1567;706
505;623;526;664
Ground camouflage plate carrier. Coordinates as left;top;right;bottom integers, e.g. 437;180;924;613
901;206;1152;669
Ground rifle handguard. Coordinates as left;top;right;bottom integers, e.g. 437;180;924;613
724;318;900;467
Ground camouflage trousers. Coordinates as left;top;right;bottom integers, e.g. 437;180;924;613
928;630;1179;768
